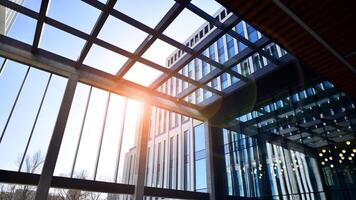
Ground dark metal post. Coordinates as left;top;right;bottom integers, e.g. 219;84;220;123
256;135;273;199
133;98;152;200
35;75;78;200
204;121;226;200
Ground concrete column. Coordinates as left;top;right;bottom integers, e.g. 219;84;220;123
204;121;226;200
35;75;78;200
133;98;152;200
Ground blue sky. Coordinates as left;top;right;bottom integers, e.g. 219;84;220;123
0;0;223;183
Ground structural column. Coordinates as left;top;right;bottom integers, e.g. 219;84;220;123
35;75;78;200
204;121;226;200
133;98;152;200
256;135;273;199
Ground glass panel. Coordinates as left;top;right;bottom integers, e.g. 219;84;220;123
83;44;128;74
12;0;42;12
194;123;207;192
191;0;224;16
123;62;163;87
0;65;65;173
1;8;36;45
40;24;86;60
0;67;49;171
116;99;142;184
194;124;205;152
98;15;148;53
114;0;175;28
142;39;177;67
20;74;67;173
55;84;142;184
163;8;206;46
95;94;126;182
73;88;109;180
0;60;28;132
54;83;91;177
47;0;101;33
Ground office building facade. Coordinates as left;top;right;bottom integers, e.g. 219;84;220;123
121;7;356;199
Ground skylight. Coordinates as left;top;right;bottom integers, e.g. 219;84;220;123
47;0;101;33
114;0;175;28
0;0;285;107
40;24;86;60
83;44;128;75
98;15;148;53
123;62;163;86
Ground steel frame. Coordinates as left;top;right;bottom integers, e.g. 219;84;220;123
0;0;281;109
0;170;209;200
0;0;338;199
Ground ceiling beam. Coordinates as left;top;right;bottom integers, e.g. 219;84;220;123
0;35;207;121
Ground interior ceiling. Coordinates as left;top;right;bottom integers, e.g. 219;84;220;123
217;0;356;99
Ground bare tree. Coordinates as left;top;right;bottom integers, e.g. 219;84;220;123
0;151;44;200
51;171;102;200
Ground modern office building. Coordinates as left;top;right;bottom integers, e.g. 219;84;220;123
0;1;355;200
121;6;356;200
0;0;24;34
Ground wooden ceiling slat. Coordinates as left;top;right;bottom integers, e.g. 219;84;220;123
218;0;356;99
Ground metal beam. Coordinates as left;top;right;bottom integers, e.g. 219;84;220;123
35;74;78;200
0;170;209;199
5;0;221;99
204;121;227;199
133;98;152;200
31;0;49;52
83;0;230;96
144;187;209;200
115;1;188;78
76;0;117;66
0;35;207;121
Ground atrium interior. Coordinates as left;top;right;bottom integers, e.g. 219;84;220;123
0;0;355;200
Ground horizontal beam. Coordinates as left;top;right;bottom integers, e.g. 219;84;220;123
226;123;315;156
0;170;208;200
0;35;207;121
144;187;209;200
201;54;315;123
